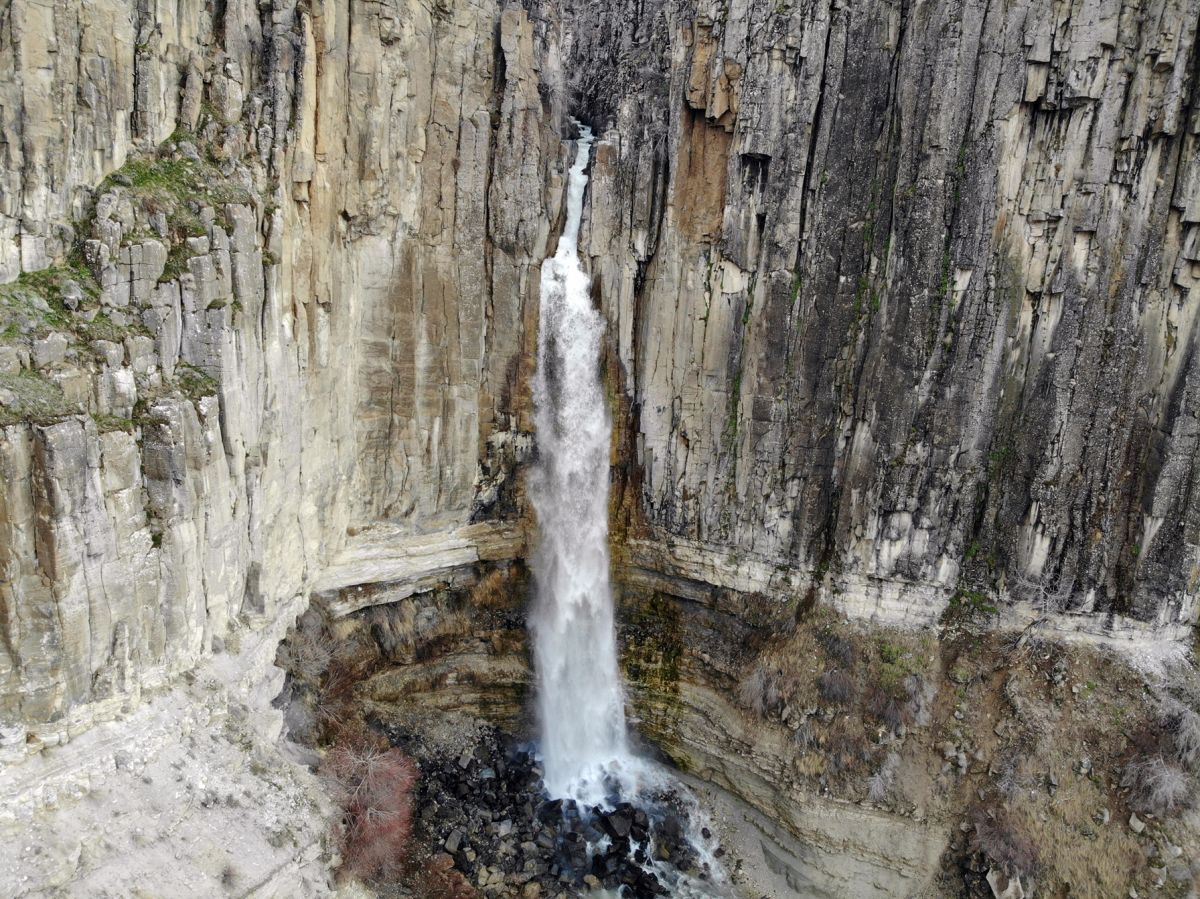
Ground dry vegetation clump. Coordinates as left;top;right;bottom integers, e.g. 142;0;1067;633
734;608;934;791
1122;756;1194;816
737;662;806;718
735;596;1198;899
866;751;900;804
359;595;473;664
277;618;384;743
278;625;335;685
818;668;854;705
321;724;418;882
967;804;1040;881
1165;706;1200;772
408;853;479;897
737;665;783;717
822;715;874;777
1003;776;1145;899
865;688;908;732
734;615;824;720
1116;702;1200;817
467;565;525;611
819;631;856;667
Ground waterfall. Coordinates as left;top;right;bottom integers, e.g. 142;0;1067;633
530;124;630;806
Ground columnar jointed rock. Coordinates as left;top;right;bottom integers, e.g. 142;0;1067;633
0;0;562;745
1;0;1199;892
566;0;1200;636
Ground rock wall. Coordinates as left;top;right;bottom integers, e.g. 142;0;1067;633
0;0;562;746
571;0;1200;635
2;0;1199;808
4;1;1199;893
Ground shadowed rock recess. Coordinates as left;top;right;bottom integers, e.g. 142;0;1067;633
1;0;1199;897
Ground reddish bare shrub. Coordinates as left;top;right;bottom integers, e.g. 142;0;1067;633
311;661;361;739
818;668;854;705
322;730;418;881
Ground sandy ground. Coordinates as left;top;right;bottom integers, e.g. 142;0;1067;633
0;613;335;898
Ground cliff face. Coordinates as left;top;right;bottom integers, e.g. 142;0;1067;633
2;0;1199;894
0;0;564;745
0;0;1197;817
571;0;1200;636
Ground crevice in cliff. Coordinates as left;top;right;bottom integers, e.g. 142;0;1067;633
791;2;838;281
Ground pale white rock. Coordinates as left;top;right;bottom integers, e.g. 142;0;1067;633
31;333;68;369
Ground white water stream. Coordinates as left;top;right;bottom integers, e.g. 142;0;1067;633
529;126;730;897
530;125;632;806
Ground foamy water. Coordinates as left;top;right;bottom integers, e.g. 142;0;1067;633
529;124;630;806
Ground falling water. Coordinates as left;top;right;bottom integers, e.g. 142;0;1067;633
530;124;630;806
528;124;731;898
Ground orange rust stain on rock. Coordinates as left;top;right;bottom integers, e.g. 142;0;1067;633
676;109;731;244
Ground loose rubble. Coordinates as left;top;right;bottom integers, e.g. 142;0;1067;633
381;718;726;898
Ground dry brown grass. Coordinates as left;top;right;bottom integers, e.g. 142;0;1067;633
1122;756;1194;816
968;803;1040;878
1005;776;1144;899
467;565;525;611
733;607;936;790
407;853;479;898
1167;706;1200;772
735;598;1198;896
818;669;854;705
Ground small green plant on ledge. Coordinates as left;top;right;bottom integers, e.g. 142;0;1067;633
942;587;1000;626
177;362;219;401
92;412;136;433
98;138;256;286
0;264;100;338
0;371;75;426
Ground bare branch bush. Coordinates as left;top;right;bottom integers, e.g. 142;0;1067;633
321;727;418;882
1121;756;1193;816
1166;707;1200;772
818;668;854;705
969;806;1040;878
867;751;900;804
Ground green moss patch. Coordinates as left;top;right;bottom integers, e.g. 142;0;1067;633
618;590;686;745
100;144;255;284
0;371;75;426
0;265;98;340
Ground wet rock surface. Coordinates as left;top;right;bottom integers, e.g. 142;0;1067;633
380;716;724;898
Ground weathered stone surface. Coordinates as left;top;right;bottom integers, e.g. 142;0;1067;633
1;0;1198;892
0;2;561;888
566;0;1200;634
5;0;1194;753
0;0;559;741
